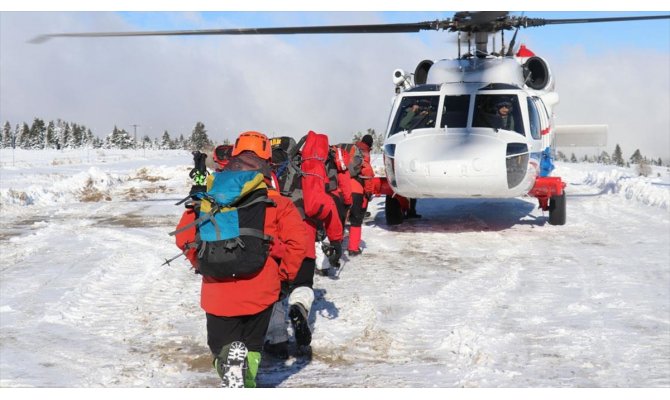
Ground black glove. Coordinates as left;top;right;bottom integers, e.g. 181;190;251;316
323;240;342;268
315;224;326;243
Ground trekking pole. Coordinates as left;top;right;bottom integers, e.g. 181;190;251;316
161;249;186;267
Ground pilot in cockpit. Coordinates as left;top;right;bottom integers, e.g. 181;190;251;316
494;99;515;131
399;100;435;131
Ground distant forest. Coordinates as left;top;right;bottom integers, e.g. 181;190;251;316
1;118;665;172
1;118;214;151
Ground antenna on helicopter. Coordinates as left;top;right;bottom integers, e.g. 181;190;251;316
506;27;521;57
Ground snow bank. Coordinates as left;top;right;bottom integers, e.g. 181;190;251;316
581;167;670;209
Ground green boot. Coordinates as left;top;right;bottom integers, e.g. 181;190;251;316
244;351;262;388
213;341;248;388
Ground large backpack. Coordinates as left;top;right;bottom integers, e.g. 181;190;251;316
270;136;304;217
301;131;332;220
170;170;275;279
324;147;339;193
336;143;364;178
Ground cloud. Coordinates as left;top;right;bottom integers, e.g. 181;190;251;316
2;11;669;160
551;46;670;160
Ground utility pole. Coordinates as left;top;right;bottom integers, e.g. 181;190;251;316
131;124;140;149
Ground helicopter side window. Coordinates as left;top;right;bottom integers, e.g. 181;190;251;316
389;95;440;135
473;94;525;136
439;95;470;128
527;97;542;140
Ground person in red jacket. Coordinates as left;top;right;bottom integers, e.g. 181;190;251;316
264;131;343;359
329;145;353;233
347;134;375;256
174;131;306;388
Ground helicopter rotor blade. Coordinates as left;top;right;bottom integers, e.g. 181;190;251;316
28;13;670;44
29;20;452;44
519;14;670;28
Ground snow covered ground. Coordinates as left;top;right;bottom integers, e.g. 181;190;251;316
0;148;669;391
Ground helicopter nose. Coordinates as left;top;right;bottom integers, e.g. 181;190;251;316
389;133;535;198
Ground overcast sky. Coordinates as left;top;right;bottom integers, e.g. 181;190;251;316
1;5;669;159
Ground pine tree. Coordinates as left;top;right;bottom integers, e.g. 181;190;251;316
18;123;30;149
570;153;577;163
105;126;134;149
83;128;95;148
658;158;663;167
92;136;104;148
2;121;11;148
71;123;83;148
177;134;186;149
160;130;172;149
61;123;72;149
367;128;383;153
46;121;58;148
13;124;20;149
189;122;212;151
556;151;567;162
612;144;624;166
29;118;46;149
629;149;643;164
141;135;152;149
599;151;611;165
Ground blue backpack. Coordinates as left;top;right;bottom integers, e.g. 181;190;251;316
170;170;275;278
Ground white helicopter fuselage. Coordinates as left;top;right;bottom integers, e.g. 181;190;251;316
384;54;560;199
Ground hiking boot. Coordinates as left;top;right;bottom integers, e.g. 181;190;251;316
348;248;362;256
406;211;422;219
315;267;331;277
263;341;289;360
289;304;312;347
364;211;371;218
215;341;248;388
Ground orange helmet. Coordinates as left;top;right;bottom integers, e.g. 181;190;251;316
232;131;271;160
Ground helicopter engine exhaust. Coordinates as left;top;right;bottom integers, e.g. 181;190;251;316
414;60;434;85
523;56;551;90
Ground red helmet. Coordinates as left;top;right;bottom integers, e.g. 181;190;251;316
213;144;233;169
232;131;271;160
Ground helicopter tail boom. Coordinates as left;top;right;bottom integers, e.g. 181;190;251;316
554;124;608;147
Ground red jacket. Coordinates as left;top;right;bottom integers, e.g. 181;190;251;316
350;141;375;195
175;188;306;317
300;131;343;254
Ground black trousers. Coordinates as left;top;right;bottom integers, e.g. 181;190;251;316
349;193;366;227
328;192;347;231
292;257;315;289
206;305;274;354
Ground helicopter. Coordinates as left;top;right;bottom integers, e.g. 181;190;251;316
31;11;670;226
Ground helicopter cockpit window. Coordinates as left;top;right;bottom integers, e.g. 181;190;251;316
390;95;440;136
473;94;525;136
439;95;470;128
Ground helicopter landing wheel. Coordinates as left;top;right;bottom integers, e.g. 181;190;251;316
548;191;566;226
385;196;404;225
